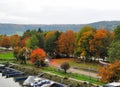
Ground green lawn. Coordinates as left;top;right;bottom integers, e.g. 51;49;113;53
69;61;99;71
0;52;15;59
50;58;99;71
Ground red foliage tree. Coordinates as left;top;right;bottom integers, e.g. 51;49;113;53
30;48;46;63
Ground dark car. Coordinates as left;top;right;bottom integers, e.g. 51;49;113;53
50;83;63;87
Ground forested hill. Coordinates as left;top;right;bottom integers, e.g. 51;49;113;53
0;21;120;35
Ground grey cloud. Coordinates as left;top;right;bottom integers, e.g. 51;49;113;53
0;0;120;24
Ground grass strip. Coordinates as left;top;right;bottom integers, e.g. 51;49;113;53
43;67;104;85
0;52;14;59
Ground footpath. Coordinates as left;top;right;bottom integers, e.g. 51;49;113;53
68;68;99;79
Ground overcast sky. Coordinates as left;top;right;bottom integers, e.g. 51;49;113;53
0;0;120;24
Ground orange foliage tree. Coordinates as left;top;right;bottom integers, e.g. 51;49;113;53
30;48;46;67
56;30;75;57
98;60;120;82
1;36;11;49
89;29;112;59
10;34;21;48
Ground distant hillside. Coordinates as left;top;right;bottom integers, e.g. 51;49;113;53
87;21;120;30
0;24;84;35
0;21;120;35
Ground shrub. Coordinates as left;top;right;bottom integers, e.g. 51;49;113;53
60;62;70;73
98;60;120;82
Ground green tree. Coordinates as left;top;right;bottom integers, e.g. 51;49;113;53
114;25;120;41
22;29;37;39
37;27;43;33
108;41;120;62
44;30;60;55
37;33;44;49
25;38;31;48
108;25;120;62
25;34;39;49
22;30;31;39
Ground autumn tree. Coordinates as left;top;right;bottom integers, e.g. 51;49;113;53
56;30;75;57
98;60;120;82
30;48;46;67
18;47;28;64
20;37;30;47
76;30;95;61
13;46;21;61
75;26;95;58
89;29;112;60
76;26;95;42
1;36;11;49
10;34;21;48
0;35;4;46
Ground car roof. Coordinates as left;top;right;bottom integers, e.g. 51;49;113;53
105;82;120;86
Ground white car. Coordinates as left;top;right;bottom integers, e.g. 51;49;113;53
104;82;120;87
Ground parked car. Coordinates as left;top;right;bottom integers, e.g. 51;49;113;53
50;83;63;87
103;82;120;87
